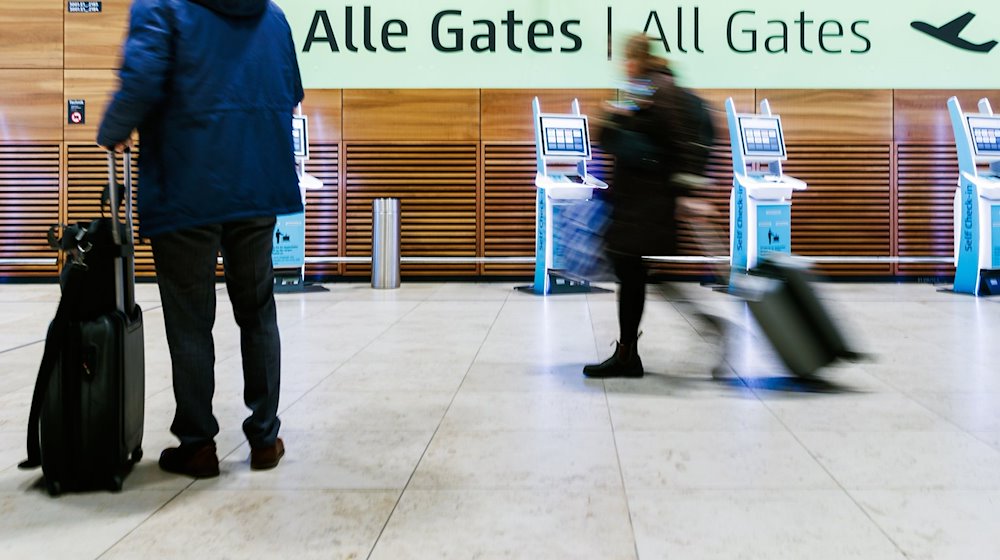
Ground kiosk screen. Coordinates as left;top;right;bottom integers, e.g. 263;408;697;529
738;116;786;159
539;115;591;159
292;116;308;159
968;116;1000;158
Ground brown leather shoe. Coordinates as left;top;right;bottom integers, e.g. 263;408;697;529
159;442;220;478
250;437;285;470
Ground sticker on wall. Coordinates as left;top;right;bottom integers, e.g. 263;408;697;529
67;100;86;125
68;1;102;13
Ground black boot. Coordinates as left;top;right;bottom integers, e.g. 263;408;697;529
583;342;644;378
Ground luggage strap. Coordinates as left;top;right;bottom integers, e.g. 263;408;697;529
18;263;87;470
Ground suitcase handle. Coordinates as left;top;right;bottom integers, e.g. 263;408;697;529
106;149;136;315
106;149;135;248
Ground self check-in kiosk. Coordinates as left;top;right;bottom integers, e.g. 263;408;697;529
725;98;807;277
273;108;324;292
948;97;1000;296
528;98;608;295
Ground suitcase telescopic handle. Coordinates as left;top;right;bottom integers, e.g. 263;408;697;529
106;148;136;315
106;148;135;248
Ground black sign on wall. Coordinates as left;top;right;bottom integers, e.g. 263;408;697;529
68;1;102;13
68;100;86;125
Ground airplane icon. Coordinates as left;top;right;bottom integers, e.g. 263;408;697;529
911;12;998;53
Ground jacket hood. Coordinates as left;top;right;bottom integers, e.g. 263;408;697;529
189;0;268;18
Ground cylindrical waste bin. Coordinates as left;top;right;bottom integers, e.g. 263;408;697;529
371;198;401;289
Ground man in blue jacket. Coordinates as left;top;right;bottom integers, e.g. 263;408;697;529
98;0;304;478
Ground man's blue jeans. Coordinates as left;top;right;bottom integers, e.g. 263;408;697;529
151;217;281;449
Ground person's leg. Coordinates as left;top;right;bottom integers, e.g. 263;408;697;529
151;224;223;477
152;225;223;445
584;253;646;378
615;254;647;348
219;217;282;460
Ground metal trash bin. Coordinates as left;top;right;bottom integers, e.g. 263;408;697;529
371;198;401;289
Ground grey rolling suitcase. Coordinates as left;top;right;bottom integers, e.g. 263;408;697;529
741;254;859;377
20;150;145;495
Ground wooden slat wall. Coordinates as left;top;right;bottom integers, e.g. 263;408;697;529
785;145;892;276
0;145;60;276
892;91;1000;277
344;143;479;276
64;144;152;275
482;144;536;276
896;144;957;276
304;144;341;277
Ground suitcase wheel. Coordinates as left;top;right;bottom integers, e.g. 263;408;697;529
109;476;124;493
45;480;62;497
131;447;143;463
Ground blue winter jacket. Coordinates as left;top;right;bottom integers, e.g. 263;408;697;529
97;0;304;237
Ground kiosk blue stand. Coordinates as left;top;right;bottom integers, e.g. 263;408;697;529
948;96;1000;296
522;98;608;295
725;98;806;281
274;109;326;293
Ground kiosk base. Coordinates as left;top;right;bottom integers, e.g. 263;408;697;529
980;269;1000;295
274;270;329;294
516;270;612;296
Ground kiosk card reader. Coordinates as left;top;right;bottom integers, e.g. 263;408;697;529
529;98;608;295
274;108;325;292
725;98;807;278
948;97;1000;295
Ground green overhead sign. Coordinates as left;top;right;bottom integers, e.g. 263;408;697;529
282;1;1000;88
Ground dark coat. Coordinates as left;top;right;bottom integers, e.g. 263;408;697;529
97;0;304;237
598;70;702;257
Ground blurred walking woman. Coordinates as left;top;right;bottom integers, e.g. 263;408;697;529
584;33;705;378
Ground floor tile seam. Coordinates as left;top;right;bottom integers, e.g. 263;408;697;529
755;406;916;559
361;287;511;560
93;486;189;560
887;390;1000;437
787;428;1000;442
0;300;165;357
180;487;403;494
604;381;642;560
261;301;431;424
209;303;428;464
969;432;1000;451
592;288;643;560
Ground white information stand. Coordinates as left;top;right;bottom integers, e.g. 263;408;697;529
526;98;608;295
948;96;1000;295
725;98;807;280
274;107;324;292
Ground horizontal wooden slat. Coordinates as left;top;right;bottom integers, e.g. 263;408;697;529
896;143;958;277
0;143;60;277
65;144;154;276
304;143;340;277
782;144;892;276
344;143;478;276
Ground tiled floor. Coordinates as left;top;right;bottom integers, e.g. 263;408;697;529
1;280;1000;559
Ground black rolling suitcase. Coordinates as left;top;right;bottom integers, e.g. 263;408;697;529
19;150;144;495
738;254;859;378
